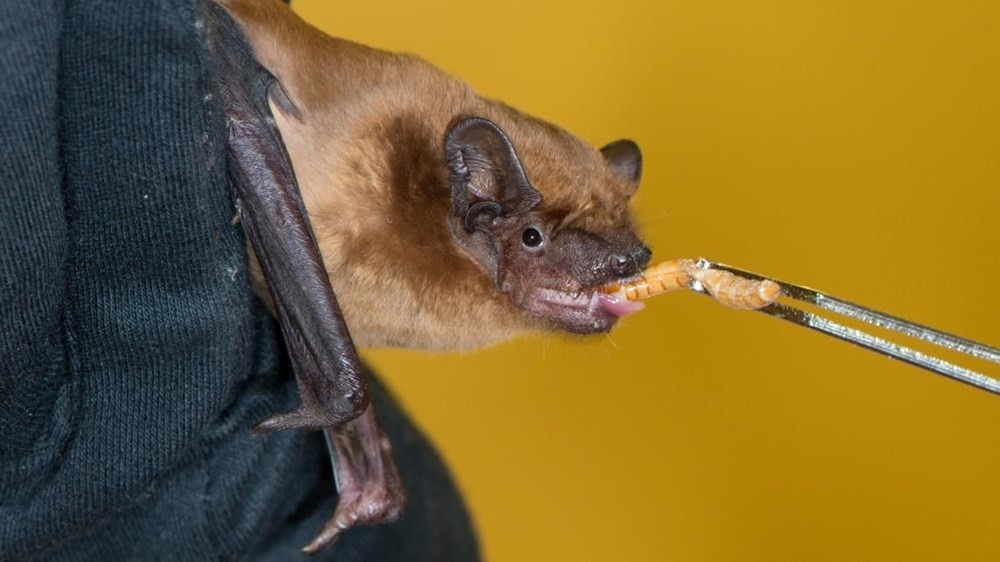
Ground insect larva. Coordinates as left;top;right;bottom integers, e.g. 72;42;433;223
606;258;780;311
688;268;781;310
614;258;696;301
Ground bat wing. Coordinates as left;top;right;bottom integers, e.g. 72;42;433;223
200;3;407;552
200;0;366;431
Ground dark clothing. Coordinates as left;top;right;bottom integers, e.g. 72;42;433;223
0;1;479;560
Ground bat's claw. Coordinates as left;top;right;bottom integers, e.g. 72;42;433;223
303;406;406;555
252;406;319;434
253;398;365;433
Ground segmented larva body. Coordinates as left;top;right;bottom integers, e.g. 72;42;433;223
608;258;781;311
688;268;781;310
618;258;696;300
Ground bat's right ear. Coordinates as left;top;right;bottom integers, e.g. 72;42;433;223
600;139;642;190
445;117;542;232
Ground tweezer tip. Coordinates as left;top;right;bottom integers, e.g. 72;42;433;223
698;257;1000;396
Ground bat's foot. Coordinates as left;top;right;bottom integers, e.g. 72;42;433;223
301;468;406;554
302;406;406;555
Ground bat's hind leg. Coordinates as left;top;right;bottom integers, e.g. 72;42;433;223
303;405;407;554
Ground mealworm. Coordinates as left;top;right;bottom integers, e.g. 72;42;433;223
611;258;697;301
688;267;781;310
606;258;780;310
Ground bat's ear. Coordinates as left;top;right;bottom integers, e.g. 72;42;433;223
445;117;542;232
600;139;642;191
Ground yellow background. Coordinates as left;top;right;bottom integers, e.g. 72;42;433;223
294;1;1000;560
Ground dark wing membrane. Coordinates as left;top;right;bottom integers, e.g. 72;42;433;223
199;0;367;429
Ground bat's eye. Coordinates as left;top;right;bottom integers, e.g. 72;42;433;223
522;227;543;248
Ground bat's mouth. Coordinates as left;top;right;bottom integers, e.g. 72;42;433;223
528;283;644;333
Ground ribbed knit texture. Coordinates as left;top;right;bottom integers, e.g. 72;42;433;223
0;1;480;560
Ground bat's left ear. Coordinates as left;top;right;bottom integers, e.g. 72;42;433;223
600;139;642;191
445;117;542;283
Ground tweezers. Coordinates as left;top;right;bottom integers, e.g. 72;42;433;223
689;258;1000;395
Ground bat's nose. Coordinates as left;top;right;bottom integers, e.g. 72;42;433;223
609;255;630;276
634;244;652;270
608;244;652;277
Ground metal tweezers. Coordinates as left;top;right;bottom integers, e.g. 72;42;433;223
689;259;1000;395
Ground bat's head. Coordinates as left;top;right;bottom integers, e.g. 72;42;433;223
445;116;650;334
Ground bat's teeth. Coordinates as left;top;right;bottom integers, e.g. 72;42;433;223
536;288;597;309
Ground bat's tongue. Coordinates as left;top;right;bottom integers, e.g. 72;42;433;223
597;293;645;317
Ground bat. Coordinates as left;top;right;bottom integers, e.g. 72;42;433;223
199;0;650;553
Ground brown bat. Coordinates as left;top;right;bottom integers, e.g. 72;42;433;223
200;0;650;553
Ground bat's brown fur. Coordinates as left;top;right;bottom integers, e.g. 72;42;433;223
223;0;642;351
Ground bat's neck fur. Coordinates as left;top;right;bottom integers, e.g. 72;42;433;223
225;0;639;351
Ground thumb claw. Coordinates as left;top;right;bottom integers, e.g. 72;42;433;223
301;521;345;555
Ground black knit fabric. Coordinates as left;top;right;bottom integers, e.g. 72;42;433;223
0;1;480;560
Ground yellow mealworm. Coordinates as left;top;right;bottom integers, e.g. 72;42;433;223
607;258;781;310
607;258;696;300
688;268;781;310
